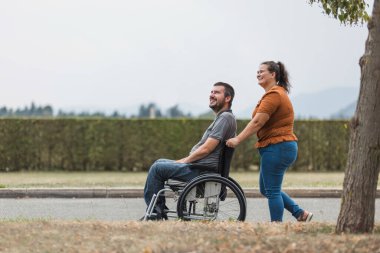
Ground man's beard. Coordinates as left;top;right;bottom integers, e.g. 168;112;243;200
209;102;223;113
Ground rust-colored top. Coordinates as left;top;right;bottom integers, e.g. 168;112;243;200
253;85;298;148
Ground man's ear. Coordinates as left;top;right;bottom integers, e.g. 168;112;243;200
225;96;231;103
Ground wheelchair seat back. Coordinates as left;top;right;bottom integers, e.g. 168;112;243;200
217;145;234;178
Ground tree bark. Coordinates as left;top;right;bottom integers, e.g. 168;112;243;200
336;0;380;233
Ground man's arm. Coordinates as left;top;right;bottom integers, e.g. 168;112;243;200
177;137;220;164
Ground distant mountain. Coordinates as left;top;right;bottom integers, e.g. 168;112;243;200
291;86;359;119
331;101;357;119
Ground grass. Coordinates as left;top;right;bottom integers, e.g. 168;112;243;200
0;220;379;253
0;171;351;188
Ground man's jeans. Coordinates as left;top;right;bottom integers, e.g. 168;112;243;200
143;159;203;207
259;141;304;222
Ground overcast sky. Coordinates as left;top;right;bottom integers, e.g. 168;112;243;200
0;0;373;115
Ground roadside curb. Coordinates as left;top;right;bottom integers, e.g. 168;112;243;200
0;188;142;199
1;188;379;198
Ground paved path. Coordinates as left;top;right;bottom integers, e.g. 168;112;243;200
2;188;378;198
2;198;380;222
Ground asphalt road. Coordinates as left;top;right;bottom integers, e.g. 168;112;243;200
2;198;380;222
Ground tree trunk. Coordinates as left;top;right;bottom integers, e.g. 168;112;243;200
336;0;380;233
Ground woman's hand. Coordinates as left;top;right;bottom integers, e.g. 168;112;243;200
226;137;240;148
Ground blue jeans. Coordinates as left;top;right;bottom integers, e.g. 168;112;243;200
259;141;303;222
143;159;203;207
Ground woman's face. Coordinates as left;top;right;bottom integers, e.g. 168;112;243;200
257;64;275;87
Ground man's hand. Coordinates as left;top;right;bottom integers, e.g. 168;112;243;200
226;137;240;148
176;158;188;163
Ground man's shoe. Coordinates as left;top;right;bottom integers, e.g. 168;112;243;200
297;210;313;222
139;214;160;221
155;205;168;220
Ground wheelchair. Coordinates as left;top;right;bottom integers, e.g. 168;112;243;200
143;146;247;221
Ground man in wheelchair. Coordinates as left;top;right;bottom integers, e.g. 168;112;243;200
142;82;237;220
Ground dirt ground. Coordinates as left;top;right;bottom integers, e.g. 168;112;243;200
0;220;380;253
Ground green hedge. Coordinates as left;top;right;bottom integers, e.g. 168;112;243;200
0;119;349;172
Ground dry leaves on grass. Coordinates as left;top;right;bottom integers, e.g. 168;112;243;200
0;220;379;253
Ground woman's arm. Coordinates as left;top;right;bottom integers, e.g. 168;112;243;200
226;112;269;148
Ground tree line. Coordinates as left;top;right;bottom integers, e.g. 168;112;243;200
133;103;193;118
0;103;53;117
0;102;205;118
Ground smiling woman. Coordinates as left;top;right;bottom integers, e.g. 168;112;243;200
226;61;313;223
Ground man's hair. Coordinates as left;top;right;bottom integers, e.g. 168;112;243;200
214;82;235;108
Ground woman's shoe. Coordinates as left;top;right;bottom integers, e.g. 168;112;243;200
297;210;313;222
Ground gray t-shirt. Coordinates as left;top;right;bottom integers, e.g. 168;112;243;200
190;110;237;170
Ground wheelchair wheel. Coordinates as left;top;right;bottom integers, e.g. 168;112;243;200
177;175;246;221
228;177;247;206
